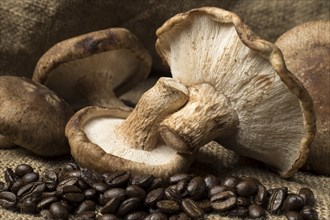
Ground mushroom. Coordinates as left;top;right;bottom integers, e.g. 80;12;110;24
275;20;330;175
0;76;74;156
65;77;196;178
33;28;152;111
153;7;315;178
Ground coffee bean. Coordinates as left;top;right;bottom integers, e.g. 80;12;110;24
254;184;267;206
105;171;131;188
40;190;60;199
187;176;206;200
57;177;79;191
125;211;148;220
58;185;82;194
299;188;315;206
131;175;154;189
145;187;165;207
181;198;204;219
222;176;241;188
236;179;258;197
285;211;304;220
0;181;5;191
50;202;70;219
63;169;82;180
11;179;24;194
63;162;79;172
156;199;180;215
62;192;85;203
169;212;190;220
300;206;318;220
248;204;266;218
126;185;147;200
81;168;103;187
92;182;109;193
21;172;39;185
43;170;58;191
83;188;98;200
148;178;163;191
103;188;127;203
268;187;288;214
210;191;237;211
100;197;121;214
20;197;38;214
75;200;96;215
37;196;58;209
4;168;19;185
228;206;248;217
144;212;168;220
204;175;220;190
208;185;234;198
282;194;304;212
17;181;46;202
14;164;34;178
75;210;96;219
97;214;119;220
169;173;194;184
175;180;188;196
237;196;251;207
197;199;212;213
0;191;17;209
116;197;141;217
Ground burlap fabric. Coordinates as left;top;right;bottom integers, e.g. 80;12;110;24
1;0;330;219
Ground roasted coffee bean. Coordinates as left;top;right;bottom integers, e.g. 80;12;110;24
57;177;79;192
97;214;119;220
15;164;34;178
197;199;212;213
248;204;266;218
210;190;237;211
100;197;121;214
299;188;315;206
4;168;19;185
0;181;5;191
181;198;204;219
58;199;74;213
37;196;58;209
204;175;220;190
81;168;103;187
148;178;163;191
11;179;24;193
43;170;58;191
116;197;141;217
83;188;98;200
17;182;46;202
254;184;267;206
63;162;79;172
145;187;165;207
208;185;235;198
103;188;127;203
268;187;288;214
58;184;82;194
0;191;17;209
131;175;154;189
236;179;258;197
20;197;38;214
228;206;248;217
105;171;131;188
50;202;70;219
156;199;180;215
63;169;82;180
285;211;304;220
62;192;85;203
40;190;60;199
169;173;194;184
92;182;109;193
21;172;39;184
237;196;251;207
145;212;168;220
300;206;318;220
165;185;181;203
187;176;206;200
78;179;89;190
282;194;304;212
175;180;188;196
125;211;148;220
126;185;147;200
222;176;241;188
169;212;191;220
75;200;96;215
75;210;96;219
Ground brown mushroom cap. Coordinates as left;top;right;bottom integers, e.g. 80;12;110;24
0;76;74;156
33;28;152;111
275;20;330;175
65;106;195;178
155;7;316;177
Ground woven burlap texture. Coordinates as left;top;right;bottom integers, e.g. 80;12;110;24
1;143;330;219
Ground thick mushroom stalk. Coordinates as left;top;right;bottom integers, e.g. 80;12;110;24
160;82;239;153
116;77;189;150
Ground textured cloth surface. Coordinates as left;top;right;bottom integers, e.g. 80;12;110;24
1;144;330;219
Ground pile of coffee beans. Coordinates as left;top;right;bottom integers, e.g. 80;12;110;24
0;163;318;219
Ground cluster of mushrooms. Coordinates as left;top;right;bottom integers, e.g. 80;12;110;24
0;8;329;178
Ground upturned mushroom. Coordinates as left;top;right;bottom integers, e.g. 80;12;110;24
65;77;196;178
33;28;152;111
153;7;316;178
0;76;73;156
275;20;330;175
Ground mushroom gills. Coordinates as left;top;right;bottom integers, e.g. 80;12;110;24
83;117;178;165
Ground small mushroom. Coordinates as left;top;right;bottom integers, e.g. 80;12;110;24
275;20;330;175
33;28;152;111
154;7;316;178
0;76;74;156
65;77;196;178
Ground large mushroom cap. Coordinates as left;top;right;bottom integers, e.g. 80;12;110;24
0;76;73;156
275;20;330;175
33;28;152;111
155;7;316;177
65;106;195;178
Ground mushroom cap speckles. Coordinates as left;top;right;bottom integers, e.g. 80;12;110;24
65;106;195;178
155;7;316;177
33;28;152;111
0;76;73;156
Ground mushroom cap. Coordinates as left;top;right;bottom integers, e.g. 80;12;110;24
155;7;316;177
275;20;330;175
33;28;152;111
65;106;196;178
0;76;74;156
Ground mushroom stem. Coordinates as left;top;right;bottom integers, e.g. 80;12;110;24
115;77;189;151
159;83;239;153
